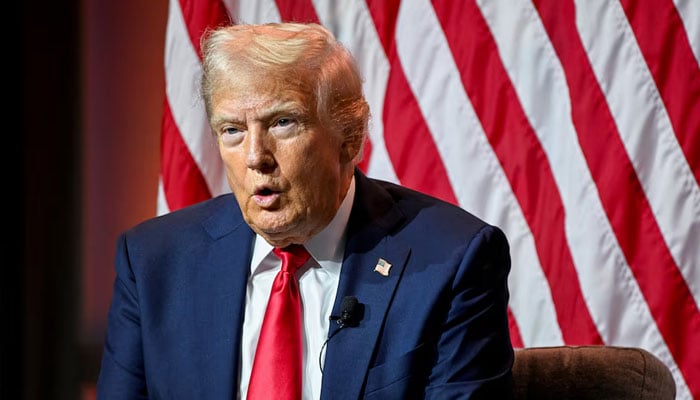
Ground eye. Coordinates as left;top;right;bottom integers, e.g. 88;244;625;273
270;117;298;138
275;118;294;127
219;126;244;147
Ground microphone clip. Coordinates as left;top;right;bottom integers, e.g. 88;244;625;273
329;296;363;328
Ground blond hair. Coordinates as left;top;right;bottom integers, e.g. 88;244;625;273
201;22;370;162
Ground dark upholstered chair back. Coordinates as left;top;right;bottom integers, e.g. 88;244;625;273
512;345;676;399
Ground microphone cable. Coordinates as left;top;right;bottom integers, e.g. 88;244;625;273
319;296;360;373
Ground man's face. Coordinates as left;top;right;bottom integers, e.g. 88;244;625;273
209;77;355;248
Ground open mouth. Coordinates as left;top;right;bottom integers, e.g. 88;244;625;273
256;187;276;196
253;186;281;208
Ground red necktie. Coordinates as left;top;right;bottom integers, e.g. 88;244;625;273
247;244;311;400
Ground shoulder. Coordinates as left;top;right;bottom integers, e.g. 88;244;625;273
119;193;245;247
369;177;495;235
361;175;509;260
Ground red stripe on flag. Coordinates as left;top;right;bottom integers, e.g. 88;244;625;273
275;0;320;23
365;0;459;205
508;308;524;349
620;0;700;185
161;97;212;210
366;0;402;51
433;0;603;345
382;57;460;204
534;1;700;395
356;138;373;174
177;0;231;59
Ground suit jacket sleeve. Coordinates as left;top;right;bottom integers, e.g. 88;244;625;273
423;224;513;399
96;232;148;399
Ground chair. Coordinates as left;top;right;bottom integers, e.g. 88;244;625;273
512;345;676;399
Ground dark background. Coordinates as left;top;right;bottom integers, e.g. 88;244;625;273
6;0;167;398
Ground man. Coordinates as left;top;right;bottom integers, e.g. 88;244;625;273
97;22;514;399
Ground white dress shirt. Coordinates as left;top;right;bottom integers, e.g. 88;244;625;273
238;177;355;400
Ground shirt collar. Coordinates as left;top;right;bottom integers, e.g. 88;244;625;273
305;176;355;267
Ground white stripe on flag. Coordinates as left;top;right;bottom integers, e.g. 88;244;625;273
674;0;700;65
227;0;280;25
156;177;170;216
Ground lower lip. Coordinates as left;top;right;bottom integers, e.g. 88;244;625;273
253;192;280;208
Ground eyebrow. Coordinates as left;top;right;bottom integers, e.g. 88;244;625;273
210;100;308;128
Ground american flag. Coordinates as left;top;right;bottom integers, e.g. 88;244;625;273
159;1;699;398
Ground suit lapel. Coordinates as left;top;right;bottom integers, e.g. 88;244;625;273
190;197;254;399
320;171;410;400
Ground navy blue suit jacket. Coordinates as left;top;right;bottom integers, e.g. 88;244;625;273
97;170;514;399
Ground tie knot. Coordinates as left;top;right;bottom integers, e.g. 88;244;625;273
273;244;311;274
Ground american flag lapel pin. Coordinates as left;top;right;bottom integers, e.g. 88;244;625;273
374;258;392;277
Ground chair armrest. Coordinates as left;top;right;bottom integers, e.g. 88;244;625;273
512;345;675;399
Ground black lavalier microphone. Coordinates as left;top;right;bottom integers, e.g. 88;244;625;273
330;296;361;328
319;296;363;373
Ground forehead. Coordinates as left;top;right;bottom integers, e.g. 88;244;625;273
211;76;314;117
210;80;317;126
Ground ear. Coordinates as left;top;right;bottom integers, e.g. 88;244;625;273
340;130;364;164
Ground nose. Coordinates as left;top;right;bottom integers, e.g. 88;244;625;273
245;126;275;172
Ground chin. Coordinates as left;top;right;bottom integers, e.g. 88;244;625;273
250;214;296;236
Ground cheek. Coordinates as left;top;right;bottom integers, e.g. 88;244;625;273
289;157;342;211
290;134;341;170
219;146;245;170
287;152;336;193
219;148;248;187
